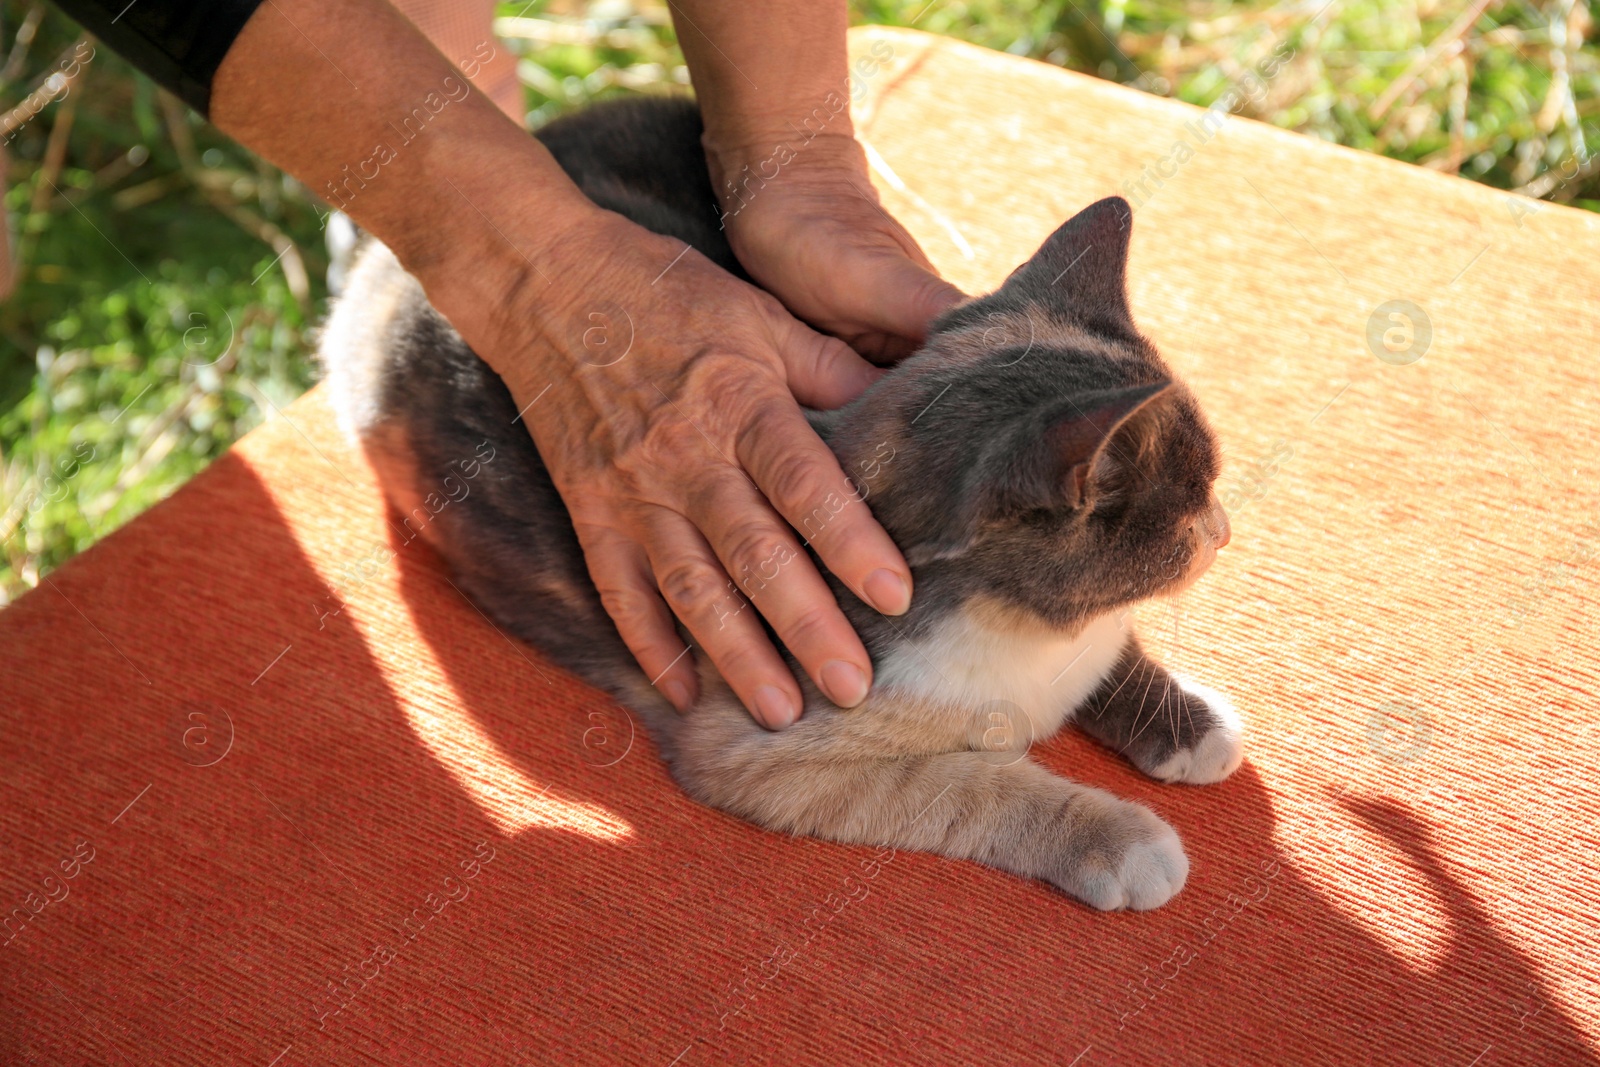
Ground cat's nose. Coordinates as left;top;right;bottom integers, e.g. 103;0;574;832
1206;497;1231;549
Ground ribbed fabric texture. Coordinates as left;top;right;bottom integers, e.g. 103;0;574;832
3;29;1597;1065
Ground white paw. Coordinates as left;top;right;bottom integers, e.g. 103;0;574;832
1148;677;1244;785
1071;802;1190;911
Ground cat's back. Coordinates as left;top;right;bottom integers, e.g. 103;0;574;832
316;101;747;698
319;239;426;442
317;94;807;744
534;96;739;274
321;234;641;696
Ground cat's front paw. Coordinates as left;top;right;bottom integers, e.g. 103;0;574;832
1145;677;1244;785
1049;792;1189;911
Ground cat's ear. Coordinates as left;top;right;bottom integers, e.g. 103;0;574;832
1005;196;1136;337
999;380;1172;513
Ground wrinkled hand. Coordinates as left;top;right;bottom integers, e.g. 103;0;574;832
209;0;959;731
711;132;966;362
449;205;917;730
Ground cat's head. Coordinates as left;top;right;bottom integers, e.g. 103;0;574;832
824;197;1227;630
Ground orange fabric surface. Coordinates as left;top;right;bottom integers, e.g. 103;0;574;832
5;27;1600;1065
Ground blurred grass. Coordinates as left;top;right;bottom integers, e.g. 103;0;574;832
1;0;1596;604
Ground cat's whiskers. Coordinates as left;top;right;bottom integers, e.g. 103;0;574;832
1123;655;1166;745
1163;678;1184;746
1085;645;1143;721
1167;593;1187;744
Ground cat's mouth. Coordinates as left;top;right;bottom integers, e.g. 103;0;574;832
1166;497;1231;596
1202;497;1231;550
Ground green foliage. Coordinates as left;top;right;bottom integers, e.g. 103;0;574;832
2;0;1595;603
1;2;326;602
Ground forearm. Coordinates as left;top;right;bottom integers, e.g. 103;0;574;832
209;0;599;370
668;1;856;175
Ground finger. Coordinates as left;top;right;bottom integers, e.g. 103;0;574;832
640;509;805;730
687;470;873;711
854;251;967;344
576;524;698;712
772;312;884;409
735;398;913;621
835;186;969;341
843;328;925;365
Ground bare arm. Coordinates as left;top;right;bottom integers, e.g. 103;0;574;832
671;0;966;356
209;0;920;728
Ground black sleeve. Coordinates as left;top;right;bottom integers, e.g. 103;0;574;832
51;0;264;117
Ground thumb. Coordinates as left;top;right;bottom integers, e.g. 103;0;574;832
855;252;967;345
776;316;885;410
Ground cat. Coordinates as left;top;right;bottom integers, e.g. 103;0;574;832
320;96;1243;911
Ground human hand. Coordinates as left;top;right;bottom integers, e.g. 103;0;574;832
429;204;916;730
209;0;916;730
710;131;966;361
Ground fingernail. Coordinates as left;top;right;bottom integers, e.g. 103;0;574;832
863;568;912;615
820;660;870;708
663;679;691;713
753;685;798;730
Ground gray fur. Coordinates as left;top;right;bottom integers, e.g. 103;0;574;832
320;97;1243;910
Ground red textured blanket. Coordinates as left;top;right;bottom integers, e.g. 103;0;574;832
4;28;1598;1066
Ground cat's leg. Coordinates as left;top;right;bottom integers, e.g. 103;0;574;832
1072;635;1244;785
669;702;1188;910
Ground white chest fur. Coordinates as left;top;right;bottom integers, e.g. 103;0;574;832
875;605;1130;737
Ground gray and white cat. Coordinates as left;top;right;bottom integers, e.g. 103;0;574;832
321;97;1242;911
